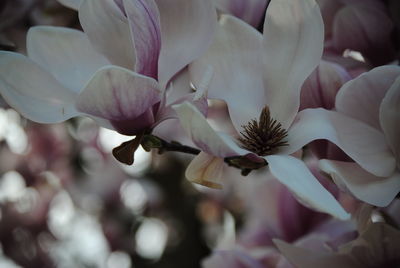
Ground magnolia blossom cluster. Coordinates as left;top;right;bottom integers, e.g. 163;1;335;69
0;0;399;267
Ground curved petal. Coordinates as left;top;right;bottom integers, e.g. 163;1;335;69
77;66;161;135
185;152;225;189
173;101;250;158
156;0;217;88
319;160;400;207
189;15;265;132
0;52;78;123
263;0;324;128
27;26;109;93
57;0;82;10
266;155;350;220
380;76;400;167
336;66;400;130
79;0;136;69
284;108;396;177
123;0;161;79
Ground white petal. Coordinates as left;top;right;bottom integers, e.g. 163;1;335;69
27;26;109;93
336;65;400;130
57;0;82;10
266;155;350;220
380;76;400;168
189;15;265;132
173;102;249;158
156;0;217;88
79;0;136;69
0;52;78;123
186;152;225;189
284;108;396;177
263;0;324;128
320;160;400;207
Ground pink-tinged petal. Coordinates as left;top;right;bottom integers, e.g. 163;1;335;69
27;26;109;93
263;0;324;128
380;76;400;168
173;102;250;158
214;0;269;27
300;60;351;111
189;15;265;132
57;0;81;10
266;155;350;220
122;0;161;79
185;152;224;189
274;240;358;268
156;0;217;88
277;182;331;242
76;66;161;135
0;52;78;123
79;0;135;69
284;108;396;177
320;160;400;207
336;66;400;130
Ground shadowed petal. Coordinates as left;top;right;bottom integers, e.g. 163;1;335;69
332;2;395;65
263;0;324;128
156;0;217;88
77;66;161;135
266;155;350;220
79;0;136;69
380;76;400;167
0;52;78;123
284;108;396;177
214;0;269;27
300;60;351;111
320;160;400;207
173;102;250;158
27;26;109;93
336;66;400;130
189;15;265;133
123;0;161;79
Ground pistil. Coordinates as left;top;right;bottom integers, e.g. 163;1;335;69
238;106;288;156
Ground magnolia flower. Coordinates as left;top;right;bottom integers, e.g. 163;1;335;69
319;66;400;207
0;0;216;156
173;0;393;219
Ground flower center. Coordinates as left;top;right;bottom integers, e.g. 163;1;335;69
238;106;288;156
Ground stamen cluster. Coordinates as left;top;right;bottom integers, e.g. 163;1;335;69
238;107;288;156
